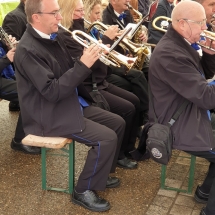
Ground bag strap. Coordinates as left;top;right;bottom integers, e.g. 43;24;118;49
148;84;190;127
92;72;98;92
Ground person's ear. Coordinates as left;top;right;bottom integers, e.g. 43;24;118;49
32;14;41;23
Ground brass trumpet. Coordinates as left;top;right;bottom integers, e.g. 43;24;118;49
84;19;151;70
0;27;17;49
58;24;137;70
152;16;172;32
126;3;148;44
152;16;215;52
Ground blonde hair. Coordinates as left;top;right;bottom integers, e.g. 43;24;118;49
58;0;79;28
83;0;102;21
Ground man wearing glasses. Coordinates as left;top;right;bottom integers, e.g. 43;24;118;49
149;1;215;215
14;0;126;212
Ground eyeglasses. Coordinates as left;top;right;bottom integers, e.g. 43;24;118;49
75;8;84;13
178;18;207;27
37;9;61;18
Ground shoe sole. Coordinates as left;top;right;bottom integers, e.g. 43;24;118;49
106;180;121;188
11;145;41;155
194;194;208;204
72;198;110;212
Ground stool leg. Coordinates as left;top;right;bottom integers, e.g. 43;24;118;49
187;155;196;194
41;147;47;190
68;141;75;194
161;165;167;189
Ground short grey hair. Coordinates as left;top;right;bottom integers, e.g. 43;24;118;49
25;0;43;23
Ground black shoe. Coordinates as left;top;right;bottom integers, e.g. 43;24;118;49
106;176;120;188
11;139;41;155
71;190;110;212
117;157;137;169
200;207;206;215
194;185;209;204
9;101;20;111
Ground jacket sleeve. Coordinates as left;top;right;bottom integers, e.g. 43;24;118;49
15;50;92;103
2;14;23;40
152;50;215;110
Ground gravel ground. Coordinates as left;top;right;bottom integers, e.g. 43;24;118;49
0;100;162;215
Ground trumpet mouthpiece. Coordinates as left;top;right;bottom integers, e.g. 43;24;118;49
126;3;132;9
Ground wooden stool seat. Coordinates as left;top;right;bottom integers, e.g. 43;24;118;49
22;134;75;194
22;134;72;149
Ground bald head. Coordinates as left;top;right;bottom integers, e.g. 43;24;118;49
172;1;205;24
171;1;207;43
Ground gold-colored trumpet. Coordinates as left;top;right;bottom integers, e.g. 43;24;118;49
84;19;151;70
152;16;215;52
58;24;138;70
126;2;142;22
152;16;172;32
126;3;148;44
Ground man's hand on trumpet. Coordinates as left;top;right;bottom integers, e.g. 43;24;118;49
80;43;102;68
139;30;148;42
199;36;215;55
103;25;121;40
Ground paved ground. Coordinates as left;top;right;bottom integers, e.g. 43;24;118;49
0;100;209;215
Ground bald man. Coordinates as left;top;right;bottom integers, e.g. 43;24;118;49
149;1;215;215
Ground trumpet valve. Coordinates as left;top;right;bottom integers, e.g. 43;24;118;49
160;20;170;29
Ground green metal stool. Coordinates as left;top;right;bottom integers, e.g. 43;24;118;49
22;135;75;194
160;153;196;194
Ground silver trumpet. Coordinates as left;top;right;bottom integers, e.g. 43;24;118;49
58;24;137;70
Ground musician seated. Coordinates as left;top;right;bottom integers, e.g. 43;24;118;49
148;0;174;44
14;0;127;212
0;35;40;154
58;0;140;167
102;0;148;42
87;0;149;125
149;1;215;215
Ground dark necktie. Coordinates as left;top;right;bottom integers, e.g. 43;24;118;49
191;43;200;51
50;33;57;40
118;13;126;21
170;5;174;10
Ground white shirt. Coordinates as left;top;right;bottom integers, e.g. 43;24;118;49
184;38;202;56
33;27;51;39
114;10;125;25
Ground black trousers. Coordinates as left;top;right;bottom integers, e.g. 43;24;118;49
0;77;25;141
65;106;125;192
106;68;149;125
100;83;140;157
184;113;215;214
184;150;215;215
